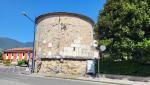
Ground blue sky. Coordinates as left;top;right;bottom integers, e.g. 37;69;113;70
0;0;106;42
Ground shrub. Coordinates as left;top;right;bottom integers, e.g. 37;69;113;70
17;59;28;66
3;59;11;66
0;52;3;60
95;59;150;77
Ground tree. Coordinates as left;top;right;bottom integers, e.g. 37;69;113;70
0;52;2;60
95;0;150;63
0;48;3;60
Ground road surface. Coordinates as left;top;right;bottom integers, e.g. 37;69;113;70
0;72;118;85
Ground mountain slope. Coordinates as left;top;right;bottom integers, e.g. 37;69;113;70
0;37;33;50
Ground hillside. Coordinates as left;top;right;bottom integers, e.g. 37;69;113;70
0;37;33;50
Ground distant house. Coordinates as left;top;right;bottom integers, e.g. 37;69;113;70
3;47;33;63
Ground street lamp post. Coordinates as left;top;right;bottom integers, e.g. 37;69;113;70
22;11;36;73
98;45;106;76
22;12;35;23
27;51;30;68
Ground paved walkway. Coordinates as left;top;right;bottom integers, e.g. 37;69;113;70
0;72;109;85
0;64;29;74
0;79;31;85
78;76;150;85
0;64;149;85
30;73;150;85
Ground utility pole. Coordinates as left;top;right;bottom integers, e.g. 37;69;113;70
22;11;36;73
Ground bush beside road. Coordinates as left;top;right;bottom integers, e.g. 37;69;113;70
95;59;150;77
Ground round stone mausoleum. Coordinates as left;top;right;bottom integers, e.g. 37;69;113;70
34;12;99;76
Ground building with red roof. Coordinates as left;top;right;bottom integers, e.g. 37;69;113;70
3;47;33;63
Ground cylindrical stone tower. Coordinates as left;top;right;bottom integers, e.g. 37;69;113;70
35;12;98;76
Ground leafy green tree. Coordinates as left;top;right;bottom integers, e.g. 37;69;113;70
0;52;2;60
95;0;150;63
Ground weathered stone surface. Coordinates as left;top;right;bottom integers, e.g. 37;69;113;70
35;14;97;59
37;60;87;76
34;13;98;76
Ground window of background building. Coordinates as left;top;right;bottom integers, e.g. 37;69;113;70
23;53;25;56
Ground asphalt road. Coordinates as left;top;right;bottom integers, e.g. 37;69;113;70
0;72;118;85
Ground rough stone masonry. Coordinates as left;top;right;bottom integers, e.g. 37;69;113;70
34;12;99;76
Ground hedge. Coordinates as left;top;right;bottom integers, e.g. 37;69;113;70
95;59;150;77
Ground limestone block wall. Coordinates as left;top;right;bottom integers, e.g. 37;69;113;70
35;13;98;59
34;13;98;76
37;60;87;76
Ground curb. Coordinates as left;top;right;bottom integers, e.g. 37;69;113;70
21;73;150;85
46;76;131;85
24;74;131;85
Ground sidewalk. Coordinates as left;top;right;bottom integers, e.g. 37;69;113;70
28;73;150;85
0;64;27;74
78;76;149;85
0;79;31;85
1;64;149;85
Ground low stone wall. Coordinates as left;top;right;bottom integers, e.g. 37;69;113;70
36;59;87;76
